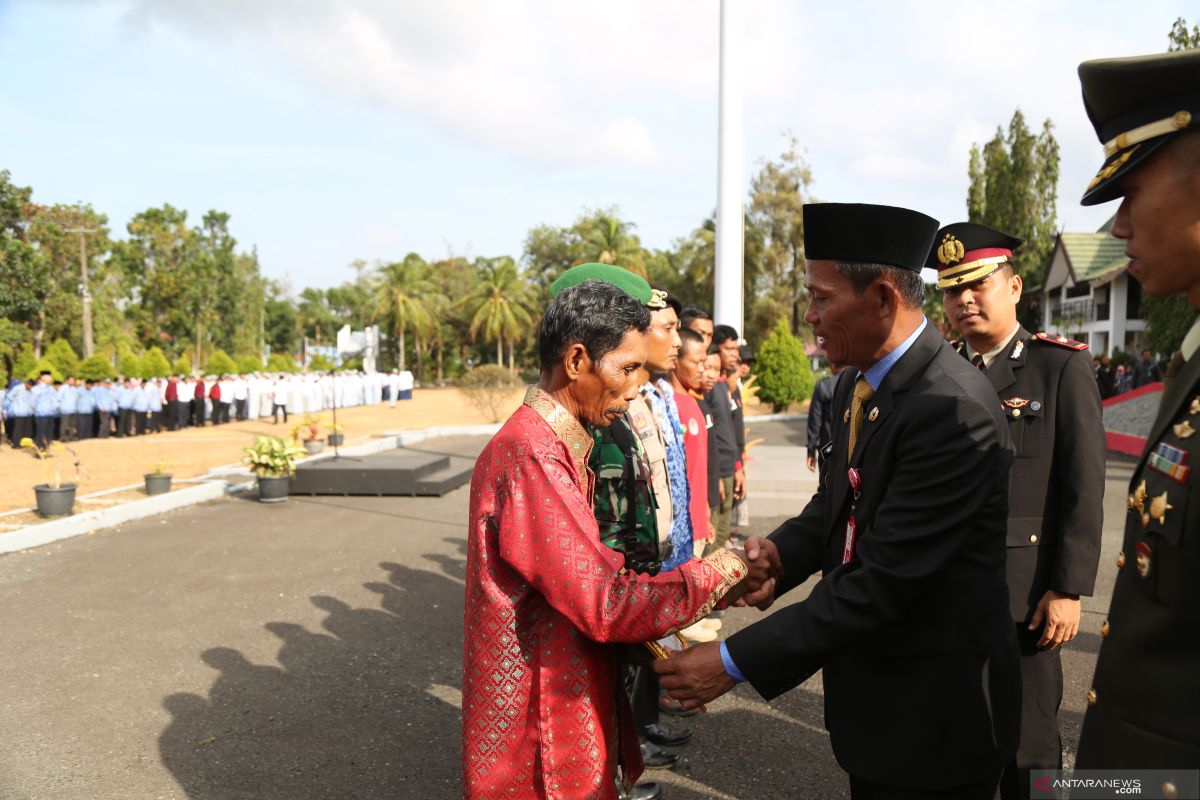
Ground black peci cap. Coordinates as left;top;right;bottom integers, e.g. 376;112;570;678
926;222;1024;290
803;203;939;272
1078;49;1200;205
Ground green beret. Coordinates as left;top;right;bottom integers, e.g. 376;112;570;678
550;263;664;308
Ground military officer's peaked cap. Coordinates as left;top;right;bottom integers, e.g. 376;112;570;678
550;262;666;308
803;203;939;272
1078;49;1200;206
927;222;1024;290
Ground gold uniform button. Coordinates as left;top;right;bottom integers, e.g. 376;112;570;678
1101;620;1110;638
1087;688;1098;707
1116;552;1126;569
1163;781;1178;800
1011;408;1022;418
1029;534;1039;543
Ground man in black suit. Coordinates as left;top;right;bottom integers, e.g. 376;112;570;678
655;202;1021;799
933;221;1105;799
1073;49;1200;787
806;367;842;473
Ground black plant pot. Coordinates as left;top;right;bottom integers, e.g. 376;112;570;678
34;483;77;518
257;475;290;503
144;474;173;496
327;434;344;447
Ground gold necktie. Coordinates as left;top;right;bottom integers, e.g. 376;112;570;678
847;377;875;459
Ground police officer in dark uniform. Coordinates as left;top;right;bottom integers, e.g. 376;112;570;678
931;222;1105;799
1072;49;1200;791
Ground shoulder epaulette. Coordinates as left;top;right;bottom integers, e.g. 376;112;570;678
1031;332;1089;351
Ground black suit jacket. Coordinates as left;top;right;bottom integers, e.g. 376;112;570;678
961;329;1105;622
806;374;837;458
1077;343;1200;771
726;323;1021;790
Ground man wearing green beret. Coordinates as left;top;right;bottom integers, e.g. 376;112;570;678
1073;48;1200;784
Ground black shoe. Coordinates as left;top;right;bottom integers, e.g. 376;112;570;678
624;782;663;800
643;722;692;747
639;740;680;770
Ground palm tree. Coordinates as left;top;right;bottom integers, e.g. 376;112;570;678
372;254;436;373
580;213;648;277
469;258;534;368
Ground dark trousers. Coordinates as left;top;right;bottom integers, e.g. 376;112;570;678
176;401;190;430
191;399;204;427
219;401;231;424
272;404;288;424
34;415;54;449
76;412;94;440
630;666;660;734
165;400;179;430
118;408;133;437
850;773;999;800
999;626;1064;800
97;411;111;438
133;412;147;435
235;398;248;420
59;413;77;441
5;415;28;446
148;411;162;433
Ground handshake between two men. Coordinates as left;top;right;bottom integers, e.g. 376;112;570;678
657;536;782;711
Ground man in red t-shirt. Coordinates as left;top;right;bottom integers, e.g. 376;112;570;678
672;328;710;559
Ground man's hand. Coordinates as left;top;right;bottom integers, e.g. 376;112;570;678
1029;589;1081;649
733;468;747;500
706;522;716;543
652;641;735;710
806;455;816;472
735;536;781;610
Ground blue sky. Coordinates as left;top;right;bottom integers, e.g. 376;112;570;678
0;0;1187;290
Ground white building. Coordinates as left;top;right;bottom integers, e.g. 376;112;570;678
1039;218;1144;356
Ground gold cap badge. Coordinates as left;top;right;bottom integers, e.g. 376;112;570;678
936;234;965;266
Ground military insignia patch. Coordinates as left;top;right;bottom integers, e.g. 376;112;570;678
1128;479;1148;516
1011;340;1024;359
1148;491;1174;525
1136;541;1152;579
936;234;964;266
1002;397;1030;409
1032;332;1089;351
1173;420;1196;439
1191;395;1200;415
1149;442;1191;484
868;407;879;422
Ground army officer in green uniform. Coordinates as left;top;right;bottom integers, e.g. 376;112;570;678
931;222;1105;800
1073;48;1200;791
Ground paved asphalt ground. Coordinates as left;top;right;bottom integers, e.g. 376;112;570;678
0;421;1135;800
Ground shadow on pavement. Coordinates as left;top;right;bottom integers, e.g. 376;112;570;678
159;558;466;799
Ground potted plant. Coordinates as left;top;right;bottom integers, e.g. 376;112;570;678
243;435;305;503
327;421;344;447
291;414;325;455
144;460;173;496
20;437;81;518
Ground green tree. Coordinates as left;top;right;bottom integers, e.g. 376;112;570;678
237;353;263;373
12;343;37;382
118;347;144;379
78;354;113;381
966;110;1060;329
469;257;534;369
308;353;335;372
750;134;814;336
755;320;813;412
172;354;192;375
577;211;647;277
1169;16;1200;49
0;171;52;340
267;353;297;373
372;254;436;373
204;349;237;375
142;346;172;378
32;357;64;382
45;339;81;378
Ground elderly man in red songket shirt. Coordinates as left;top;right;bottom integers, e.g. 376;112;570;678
461;280;778;800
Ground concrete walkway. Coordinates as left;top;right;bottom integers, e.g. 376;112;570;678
0;421;1132;799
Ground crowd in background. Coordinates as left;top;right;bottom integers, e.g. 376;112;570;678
1;370;416;449
1092;347;1164;399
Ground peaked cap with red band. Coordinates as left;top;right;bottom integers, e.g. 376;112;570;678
926;222;1024;290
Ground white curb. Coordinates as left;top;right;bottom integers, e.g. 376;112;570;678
0;423;504;557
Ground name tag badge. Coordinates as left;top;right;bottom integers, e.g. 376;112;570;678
843;468;863;564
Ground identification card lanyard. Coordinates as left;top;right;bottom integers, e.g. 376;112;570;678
843;467;862;564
